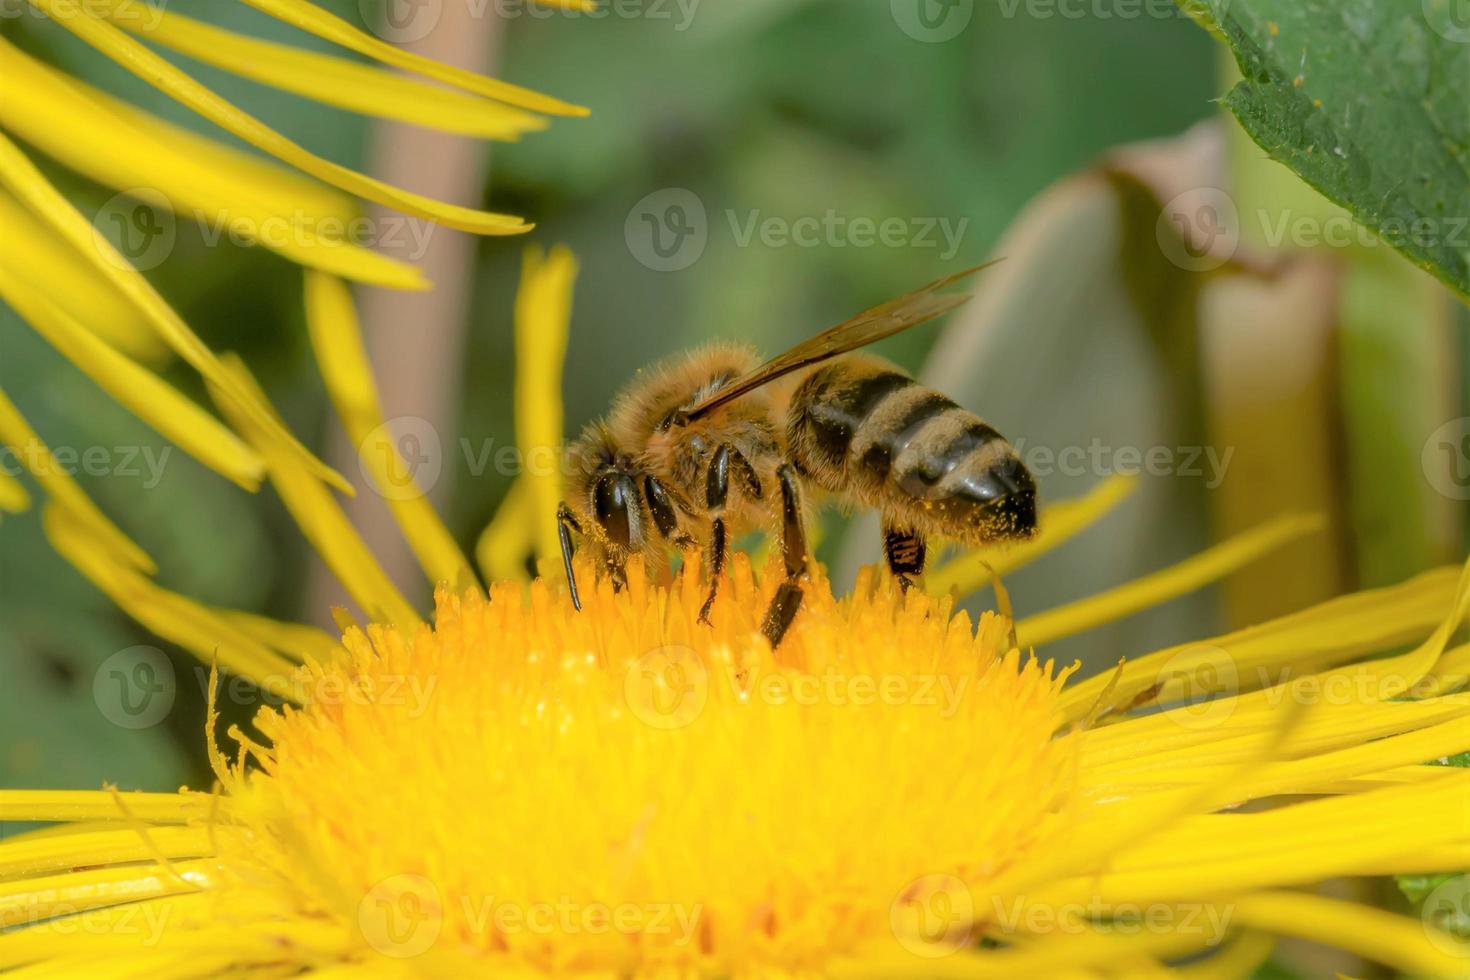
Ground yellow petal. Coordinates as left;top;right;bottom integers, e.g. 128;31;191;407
926;473;1137;598
0;826;212;878
515;245;578;569
0;467;30;514
0;264;265;491
1017;513;1325;648
208;356;422;630
0;391;153;573
27;0;530;235
476;474;536;585
238;0;588;117
96;2;547;140
304;271;475;591
0;132;352;493
1174;932;1275;980
0;860;216;930
218;609;342;666
42;505;303;694
1230;891;1468;978
0;790;206;825
0;179;164;362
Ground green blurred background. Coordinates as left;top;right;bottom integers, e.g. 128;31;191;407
1;0;1465;827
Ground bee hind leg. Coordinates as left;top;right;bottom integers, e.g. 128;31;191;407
760;465;808;648
882;524;927;594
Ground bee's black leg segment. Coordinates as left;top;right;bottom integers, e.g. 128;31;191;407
698;516;726;624
557;503;583;611
706;444;731;510
883;524;927;593
606;556;628;594
760;465;809;648
761;582;804;648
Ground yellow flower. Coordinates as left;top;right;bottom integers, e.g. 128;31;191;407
2;249;1469;977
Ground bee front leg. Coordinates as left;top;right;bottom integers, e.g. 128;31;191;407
882;524;927;593
557;503;583;611
760;464;807;648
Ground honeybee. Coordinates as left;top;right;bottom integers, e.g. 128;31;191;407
557;262;1037;647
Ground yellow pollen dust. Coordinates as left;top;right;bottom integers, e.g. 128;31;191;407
223;556;1078;973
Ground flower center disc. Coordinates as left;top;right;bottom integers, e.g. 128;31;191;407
232;558;1076;971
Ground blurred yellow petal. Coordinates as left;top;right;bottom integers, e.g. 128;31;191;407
218;609;342;666
28;0;530;235
1231;892;1464;978
0;390;153;573
0;265;265;491
0;183;164;362
0;825;212;878
1174;932;1274;980
42;505;303;694
209;357;422;630
304;271;475;591
0;132;352;494
477;474;536;585
1017;513;1325;647
97;3;546;140
239;0;588;117
927;473;1138;598
0;467;29;514
515;245;578;570
0;42;427;290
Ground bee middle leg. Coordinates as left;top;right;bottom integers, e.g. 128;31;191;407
760;464;807;648
882;524;927;593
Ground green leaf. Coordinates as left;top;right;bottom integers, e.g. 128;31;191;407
1189;1;1470;299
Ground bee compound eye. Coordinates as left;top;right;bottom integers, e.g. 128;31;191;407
593;473;637;549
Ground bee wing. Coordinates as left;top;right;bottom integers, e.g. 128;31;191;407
679;260;1000;423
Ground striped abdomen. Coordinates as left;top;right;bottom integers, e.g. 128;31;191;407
785;356;1036;544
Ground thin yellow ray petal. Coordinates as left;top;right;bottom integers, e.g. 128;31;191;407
209;357;422;630
238;0;588;117
1424;641;1470;697
0;826;212;878
0;860;219;931
1018;513;1325;648
0;467;30;514
96;2;546;140
0;266;265;491
836;929;1207;978
1058;564;1461;723
1347;555;1470;700
0;183;164;362
218;609;341;665
537;0;598;9
0;790;203;825
1230;891;1467;978
926;473;1137;598
515;245;578;570
476;474;536;585
1031;775;1470;907
42;505;303;694
0;391;153;573
27;0;529;235
0;132;352;492
304;271;474;591
0;44;427;290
